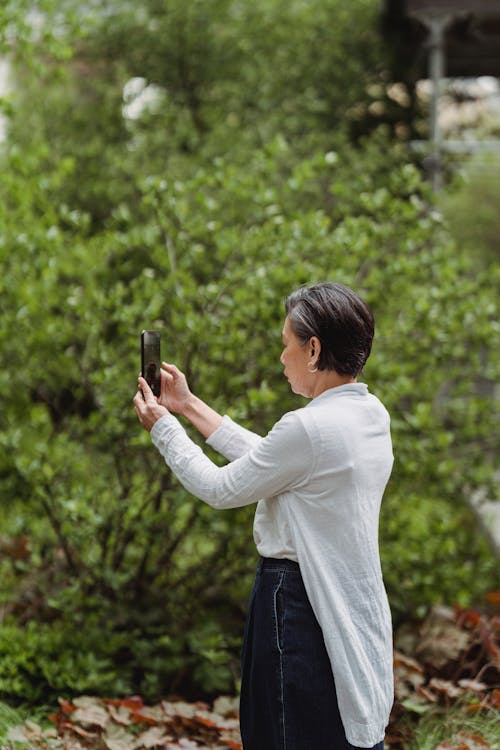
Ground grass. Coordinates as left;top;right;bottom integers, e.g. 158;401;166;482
401;703;500;750
0;701;26;748
0;701;55;750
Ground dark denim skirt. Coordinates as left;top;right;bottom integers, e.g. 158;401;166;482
239;557;384;750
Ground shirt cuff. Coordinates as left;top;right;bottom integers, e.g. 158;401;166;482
150;412;184;451
205;415;237;453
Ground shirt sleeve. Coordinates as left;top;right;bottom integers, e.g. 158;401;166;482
150;410;314;509
206;415;262;460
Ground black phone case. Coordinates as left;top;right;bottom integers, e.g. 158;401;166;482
141;330;161;397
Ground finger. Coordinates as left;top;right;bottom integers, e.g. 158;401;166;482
160;367;174;384
133;398;148;427
137;375;151;395
138;376;156;404
133;389;146;409
159;373;172;398
162;362;179;376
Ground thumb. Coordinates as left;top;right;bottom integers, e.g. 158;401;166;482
138;375;156;403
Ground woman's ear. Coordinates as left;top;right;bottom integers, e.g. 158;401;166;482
309;336;321;364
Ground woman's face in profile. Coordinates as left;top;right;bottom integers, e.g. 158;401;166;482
280;317;312;397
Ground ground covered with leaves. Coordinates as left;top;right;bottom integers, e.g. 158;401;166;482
4;601;499;750
8;695;242;750
389;600;499;748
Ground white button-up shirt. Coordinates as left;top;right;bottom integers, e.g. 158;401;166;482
151;382;394;747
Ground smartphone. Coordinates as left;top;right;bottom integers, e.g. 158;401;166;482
141;330;161;397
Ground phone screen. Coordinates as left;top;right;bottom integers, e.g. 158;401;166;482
141;330;161;397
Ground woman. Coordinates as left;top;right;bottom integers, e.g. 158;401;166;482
133;282;394;750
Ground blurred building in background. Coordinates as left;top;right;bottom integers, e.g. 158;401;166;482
383;0;500;188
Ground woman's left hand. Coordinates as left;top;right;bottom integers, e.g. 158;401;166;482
133;375;169;432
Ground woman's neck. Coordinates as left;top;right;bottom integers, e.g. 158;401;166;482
311;372;357;399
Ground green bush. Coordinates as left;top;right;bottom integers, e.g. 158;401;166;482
0;614;243;704
0;621;129;703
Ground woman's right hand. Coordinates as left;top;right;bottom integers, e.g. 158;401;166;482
158;362;193;415
160;361;223;438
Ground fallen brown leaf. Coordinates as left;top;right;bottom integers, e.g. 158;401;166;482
436;732;492;750
134;725;175;749
107;703;134;726
103;722;135;750
72;702;109;729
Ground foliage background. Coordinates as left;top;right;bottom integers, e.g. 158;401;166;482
0;0;498;704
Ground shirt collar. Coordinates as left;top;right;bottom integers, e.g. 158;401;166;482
308;382;368;406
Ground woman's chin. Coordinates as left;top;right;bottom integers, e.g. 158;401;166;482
286;376;305;397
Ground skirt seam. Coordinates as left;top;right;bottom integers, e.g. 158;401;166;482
272;570;286;749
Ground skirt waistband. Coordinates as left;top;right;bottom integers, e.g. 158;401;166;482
257;556;300;573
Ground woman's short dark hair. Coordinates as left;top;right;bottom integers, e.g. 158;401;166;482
285;282;375;376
